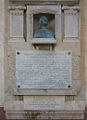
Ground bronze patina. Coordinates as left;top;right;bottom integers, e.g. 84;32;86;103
34;16;54;38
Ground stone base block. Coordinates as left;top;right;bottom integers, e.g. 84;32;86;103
6;110;84;120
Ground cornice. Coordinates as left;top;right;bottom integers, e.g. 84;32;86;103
62;6;80;10
8;6;26;10
9;0;79;2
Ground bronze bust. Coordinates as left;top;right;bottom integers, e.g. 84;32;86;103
34;16;54;38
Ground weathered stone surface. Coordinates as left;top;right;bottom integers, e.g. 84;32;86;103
0;0;5;107
3;0;86;119
72;56;81;80
10;10;24;38
0;45;5;106
14;88;76;96
6;110;84;119
5;101;24;111
24;96;65;110
64;9;79;38
65;100;85;111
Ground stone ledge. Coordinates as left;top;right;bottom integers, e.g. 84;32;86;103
9;37;25;42
31;38;56;44
6;110;84;119
9;0;79;2
14;88;76;96
62;6;80;10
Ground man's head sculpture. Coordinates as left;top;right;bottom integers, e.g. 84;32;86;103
40;16;48;28
34;16;54;38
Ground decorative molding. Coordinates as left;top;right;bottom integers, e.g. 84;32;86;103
14;88;76;96
9;0;79;2
62;6;80;11
27;6;61;14
8;6;26;10
64;9;78;15
10;10;24;15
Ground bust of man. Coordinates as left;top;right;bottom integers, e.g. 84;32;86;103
34;16;54;38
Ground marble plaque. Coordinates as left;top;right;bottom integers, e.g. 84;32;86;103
16;51;72;89
24;96;65;110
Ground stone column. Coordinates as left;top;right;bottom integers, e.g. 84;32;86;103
0;0;5;107
84;0;87;106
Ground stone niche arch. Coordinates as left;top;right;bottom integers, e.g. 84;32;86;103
26;5;62;42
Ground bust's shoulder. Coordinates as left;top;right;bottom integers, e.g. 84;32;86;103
34;29;42;34
34;29;42;38
34;28;54;38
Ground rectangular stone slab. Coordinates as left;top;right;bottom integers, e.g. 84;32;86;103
24;96;65;110
16;51;72;89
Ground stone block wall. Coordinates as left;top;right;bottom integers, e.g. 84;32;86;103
0;107;86;120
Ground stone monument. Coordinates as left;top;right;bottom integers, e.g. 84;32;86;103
2;0;85;120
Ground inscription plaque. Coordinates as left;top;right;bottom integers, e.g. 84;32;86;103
16;51;72;89
24;96;65;110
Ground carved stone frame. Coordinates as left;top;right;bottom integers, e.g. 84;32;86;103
62;6;80;42
26;5;62;44
8;6;26;42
